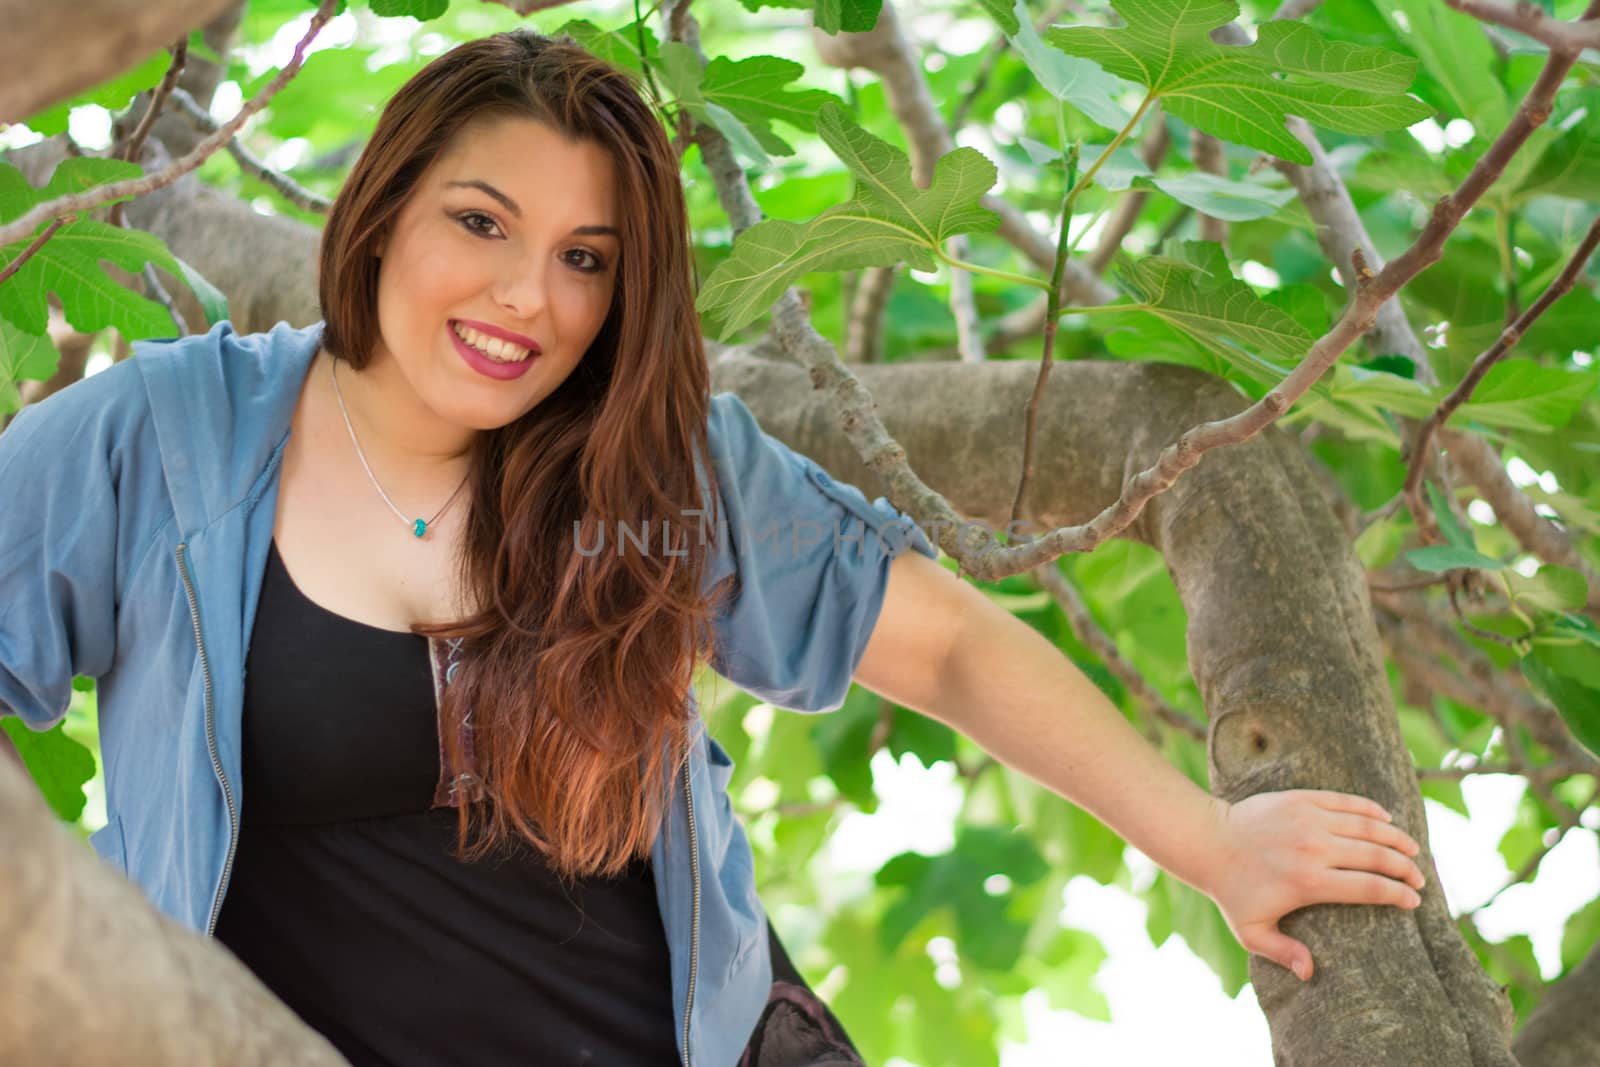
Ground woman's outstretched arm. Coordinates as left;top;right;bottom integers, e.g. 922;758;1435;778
852;550;1426;985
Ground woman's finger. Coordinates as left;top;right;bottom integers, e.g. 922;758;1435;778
1325;812;1421;858
1304;790;1392;822
1306;868;1423;910
1243;927;1314;983
1326;838;1425;890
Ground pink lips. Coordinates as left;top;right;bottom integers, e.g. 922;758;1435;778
450;322;537;381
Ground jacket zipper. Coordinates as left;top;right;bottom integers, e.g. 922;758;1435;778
176;543;237;938
681;758;701;1067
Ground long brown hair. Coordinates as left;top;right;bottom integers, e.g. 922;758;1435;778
317;30;721;878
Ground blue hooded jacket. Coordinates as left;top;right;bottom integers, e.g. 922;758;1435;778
0;319;935;1066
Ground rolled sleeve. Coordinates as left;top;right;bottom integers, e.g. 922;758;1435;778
702;392;936;713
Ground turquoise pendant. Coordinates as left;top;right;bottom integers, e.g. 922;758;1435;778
413;518;427;538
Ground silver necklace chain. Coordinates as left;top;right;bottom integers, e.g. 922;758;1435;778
330;355;470;539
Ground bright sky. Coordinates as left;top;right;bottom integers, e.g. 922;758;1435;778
817;750;1599;1065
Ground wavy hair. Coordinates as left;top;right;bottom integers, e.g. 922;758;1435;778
317;30;721;878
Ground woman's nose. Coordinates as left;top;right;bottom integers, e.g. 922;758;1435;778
494;261;547;320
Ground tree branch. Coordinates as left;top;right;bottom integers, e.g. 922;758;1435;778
1415;761;1593;782
109;37;188;229
0;0;336;250
0;0;236;123
1445;0;1600;53
1033;563;1206;743
0;218;69;287
1374;593;1599;772
690;2;1597;584
1208;17;1598;605
166;86;332;213
810;0;1113;310
844;265;895;363
1191;130;1229;245
1408;212;1600;579
1514;933;1600;1067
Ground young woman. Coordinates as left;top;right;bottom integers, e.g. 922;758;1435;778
0;29;1428;1067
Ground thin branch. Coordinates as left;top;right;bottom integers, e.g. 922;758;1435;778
142;263;189;336
0;217;69;287
1444;427;1600;613
1209;17;1586;592
1496;210;1520;325
948;1;1075;131
1374;594;1600;771
1010;143;1079;529
812;0;1115;309
1445;0;1600;53
693;0;1597;583
1502;722;1583;827
1403;212;1600;543
1273;0;1328;16
948;234;986;362
1415;761;1594;782
1448;584;1523;647
1034;564;1206;743
1368;572;1454;593
1221;12;1595;599
110;37;188;229
481;0;590;12
1191;130;1229;246
844;265;896;363
167;86;332;213
0;0;337;250
991;95;1550;574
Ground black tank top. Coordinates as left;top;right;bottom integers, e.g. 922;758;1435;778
214;538;677;1066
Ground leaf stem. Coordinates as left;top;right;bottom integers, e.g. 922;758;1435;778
1066;92;1155;216
0;217;69;288
935;251;1052;291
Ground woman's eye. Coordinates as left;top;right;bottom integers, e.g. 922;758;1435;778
457;211;500;238
565;248;608;273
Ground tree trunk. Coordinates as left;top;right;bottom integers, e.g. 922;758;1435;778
1514;941;1600;1067
710;354;1518;1066
0;0;239;124
0;749;349;1065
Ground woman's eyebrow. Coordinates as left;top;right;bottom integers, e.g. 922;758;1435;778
446;179;521;217
445;179;618;238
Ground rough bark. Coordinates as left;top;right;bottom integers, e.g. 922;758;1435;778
1514;940;1600;1067
0;0;238;124
0;752;349;1065
709;354;1517;1066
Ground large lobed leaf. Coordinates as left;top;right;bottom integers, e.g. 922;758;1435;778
0;159;229;346
695;102;1000;338
1113;254;1314;369
1047;0;1431;163
1009;0;1138;129
653;44;840;165
0;316;60;413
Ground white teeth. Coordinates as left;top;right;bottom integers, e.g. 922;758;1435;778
453;322;531;362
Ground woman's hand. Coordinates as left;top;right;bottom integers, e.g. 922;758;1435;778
1201;789;1427;983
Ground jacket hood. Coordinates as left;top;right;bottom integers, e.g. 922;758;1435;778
134;319;323;538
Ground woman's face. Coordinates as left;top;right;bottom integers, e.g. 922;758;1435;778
370;113;620;433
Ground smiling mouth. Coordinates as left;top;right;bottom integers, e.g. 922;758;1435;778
452;321;538;363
